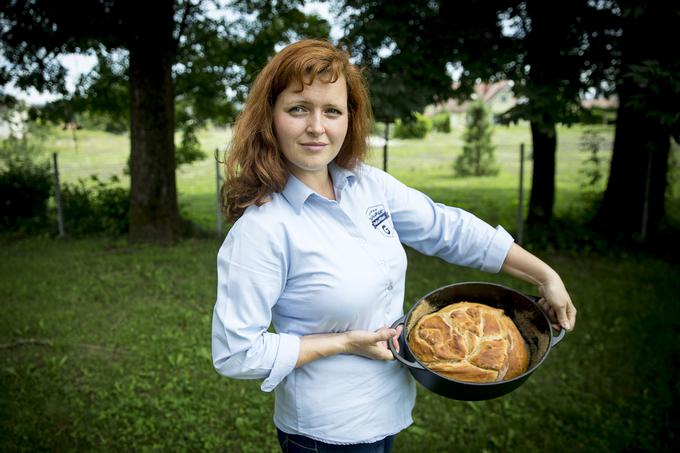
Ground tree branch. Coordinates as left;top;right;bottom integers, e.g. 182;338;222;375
174;0;197;51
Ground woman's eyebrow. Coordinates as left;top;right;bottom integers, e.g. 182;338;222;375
283;98;346;109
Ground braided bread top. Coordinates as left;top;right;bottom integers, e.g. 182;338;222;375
408;301;529;383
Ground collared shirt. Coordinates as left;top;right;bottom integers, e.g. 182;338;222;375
212;162;514;444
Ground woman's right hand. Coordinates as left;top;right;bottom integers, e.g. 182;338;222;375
343;325;402;361
296;325;403;368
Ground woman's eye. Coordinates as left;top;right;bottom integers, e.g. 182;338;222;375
288;106;306;113
326;108;343;115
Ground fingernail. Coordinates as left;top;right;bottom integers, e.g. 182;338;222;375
562;321;571;330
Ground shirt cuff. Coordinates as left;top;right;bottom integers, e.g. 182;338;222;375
480;226;514;273
260;333;300;392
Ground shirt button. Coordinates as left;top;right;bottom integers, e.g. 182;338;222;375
379;260;385;266
387;283;393;291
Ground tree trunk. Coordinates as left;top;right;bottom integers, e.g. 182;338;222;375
594;86;671;240
127;0;182;243
527;120;556;225
592;1;675;243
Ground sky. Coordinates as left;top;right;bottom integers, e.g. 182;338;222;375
2;1;340;106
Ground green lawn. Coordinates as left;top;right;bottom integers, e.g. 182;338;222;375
2;124;680;451
1;236;678;451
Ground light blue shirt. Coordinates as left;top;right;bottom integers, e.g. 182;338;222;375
212;163;514;444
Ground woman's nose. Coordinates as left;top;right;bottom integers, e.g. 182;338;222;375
306;112;325;136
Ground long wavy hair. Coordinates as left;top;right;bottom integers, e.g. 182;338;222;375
221;39;372;223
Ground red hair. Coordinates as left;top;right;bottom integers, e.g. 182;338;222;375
221;39;372;223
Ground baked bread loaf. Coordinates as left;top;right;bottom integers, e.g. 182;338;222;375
408;301;529;383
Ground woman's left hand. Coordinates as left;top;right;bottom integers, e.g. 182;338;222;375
537;274;577;331
501;243;577;332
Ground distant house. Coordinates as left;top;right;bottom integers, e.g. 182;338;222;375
425;81;516;128
426;81;618;128
581;96;619;110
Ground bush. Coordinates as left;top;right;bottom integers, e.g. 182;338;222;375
580;107;617;125
431;112;451;133
393;113;432;139
371;121;388;138
60;176;129;236
455;101;499;177
0;158;52;231
176;125;207;167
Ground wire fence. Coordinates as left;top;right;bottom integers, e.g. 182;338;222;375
49;131;620;241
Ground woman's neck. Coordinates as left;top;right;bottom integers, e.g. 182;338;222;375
292;167;336;200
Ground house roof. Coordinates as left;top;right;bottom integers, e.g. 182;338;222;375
427;80;618;116
427;81;513;114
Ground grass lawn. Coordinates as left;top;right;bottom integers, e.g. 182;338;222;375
2;124;680;451
1;236;679;451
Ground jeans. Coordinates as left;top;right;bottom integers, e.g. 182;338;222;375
276;428;396;453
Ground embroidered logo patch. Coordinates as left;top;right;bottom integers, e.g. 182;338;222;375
366;204;394;237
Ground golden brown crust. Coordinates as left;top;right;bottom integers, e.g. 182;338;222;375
407;301;529;383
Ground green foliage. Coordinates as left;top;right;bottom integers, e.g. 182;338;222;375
431;112;451;133
0;129;52;232
0;156;52;232
176;125;207;167
579;128;607;187
455;102;499;177
342;1;455;122
371;121;388;138
393;113;432;139
579;107;617;125
60;176;129;236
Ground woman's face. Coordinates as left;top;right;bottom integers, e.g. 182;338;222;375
273;74;349;184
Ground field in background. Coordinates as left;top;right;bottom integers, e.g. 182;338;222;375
41;123;632;231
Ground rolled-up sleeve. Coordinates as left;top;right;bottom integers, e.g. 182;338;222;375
211;218;300;392
377;169;514;272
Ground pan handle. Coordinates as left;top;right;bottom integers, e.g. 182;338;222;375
550;326;567;347
388;316;425;370
528;294;567;347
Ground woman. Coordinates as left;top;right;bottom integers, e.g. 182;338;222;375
212;39;576;452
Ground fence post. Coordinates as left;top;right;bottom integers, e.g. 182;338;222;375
640;148;653;243
52;152;65;237
383;122;389;173
215;149;223;240
516;143;525;245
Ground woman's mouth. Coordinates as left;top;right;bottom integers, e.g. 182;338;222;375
300;142;327;152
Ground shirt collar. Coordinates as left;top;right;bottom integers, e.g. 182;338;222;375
329;162;357;193
281;163;357;214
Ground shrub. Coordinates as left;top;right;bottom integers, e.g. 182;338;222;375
455;101;499;177
579;128;606;187
60;176;129;236
393;113;432;139
580;107;617;125
371;121;388;138
0;157;52;231
432;112;451;133
176;124;207;167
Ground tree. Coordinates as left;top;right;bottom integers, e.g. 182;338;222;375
341;0;460;171
493;1;620;225
0;0;329;243
455;101;498;177
593;1;680;242
341;0;618;226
